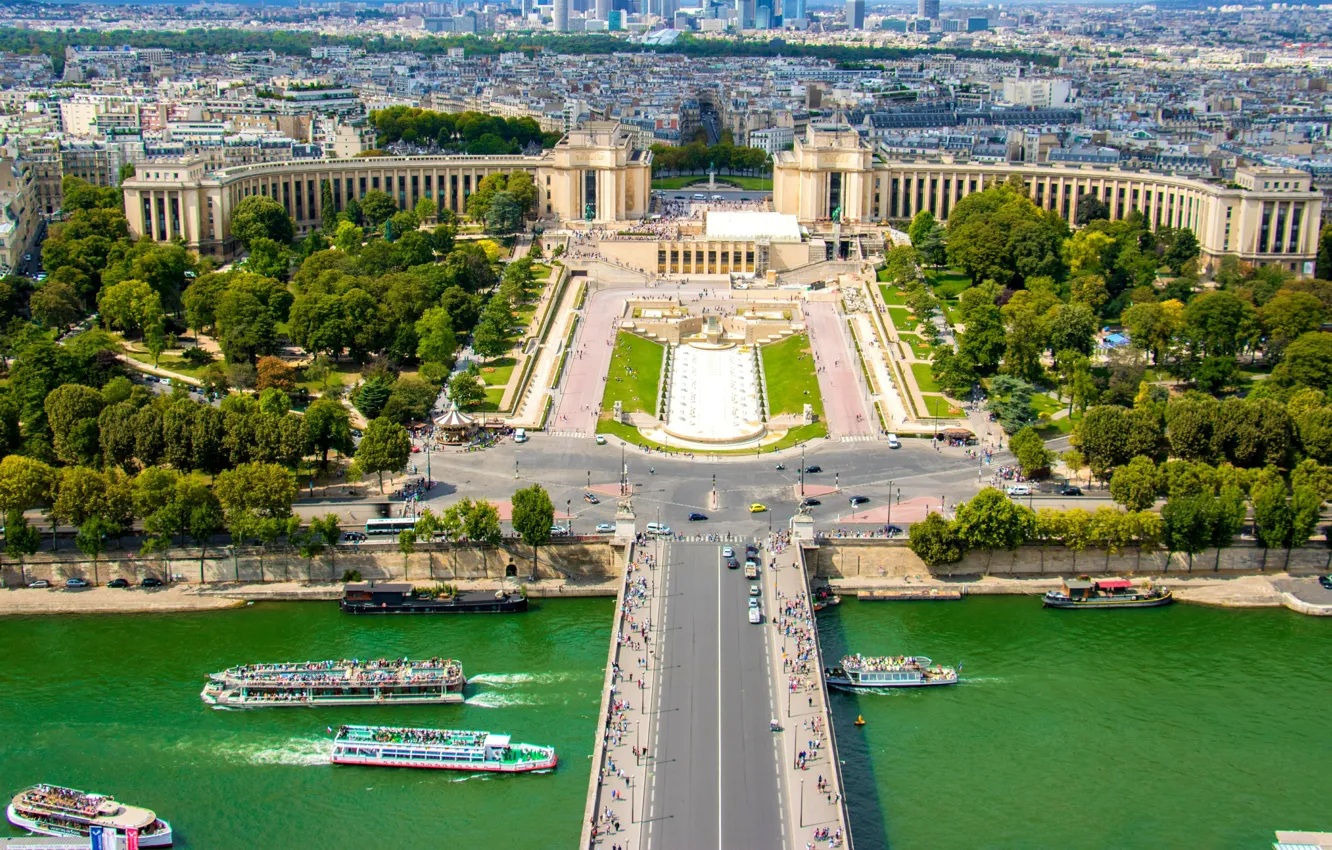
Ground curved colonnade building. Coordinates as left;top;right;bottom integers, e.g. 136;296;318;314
122;122;1322;275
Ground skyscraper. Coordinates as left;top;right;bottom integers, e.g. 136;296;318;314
735;0;754;28
846;0;864;28
918;0;939;19
595;0;610;19
521;0;533;17
782;0;805;22
553;0;569;29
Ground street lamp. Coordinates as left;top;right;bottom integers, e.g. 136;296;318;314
587;469;591;489
800;444;805;497
567;499;572;536
887;479;894;528
514;458;519;480
799;778;805;828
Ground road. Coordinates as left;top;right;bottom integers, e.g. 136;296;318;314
802;302;873;439
645;542;784;850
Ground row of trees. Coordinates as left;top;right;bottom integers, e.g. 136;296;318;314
649;136;772;177
371;107;561;154
908;485;1322;571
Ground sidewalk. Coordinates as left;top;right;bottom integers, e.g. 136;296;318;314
510;266;582;427
580;543;664;850
766;535;851;850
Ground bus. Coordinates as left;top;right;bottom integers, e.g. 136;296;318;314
365;517;418;536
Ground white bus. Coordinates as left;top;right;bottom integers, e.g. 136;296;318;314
365;518;418;535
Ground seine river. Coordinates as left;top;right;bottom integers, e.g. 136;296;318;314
0;599;612;849
820;596;1332;850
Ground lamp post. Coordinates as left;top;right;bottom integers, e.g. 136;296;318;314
587;469;591;489
514;458;519;480
799;778;805;828
887;479;894;529
567;499;572;536
800;444;805;497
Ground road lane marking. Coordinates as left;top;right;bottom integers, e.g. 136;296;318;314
716;543;723;850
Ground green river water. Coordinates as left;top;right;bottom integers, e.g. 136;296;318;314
0;599;612;849
819;597;1332;850
2;596;1328;850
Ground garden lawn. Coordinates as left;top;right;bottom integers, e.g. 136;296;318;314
910;362;940;393
901;334;933;360
926;268;972;299
651;175;774;191
296;363;361;395
122;349;210;379
760;334;823;417
594;418;826;455
479;356;517;388
878;285;908;305
600;331;665;414
1029;392;1063;418
921;394;964;418
886;306;919;332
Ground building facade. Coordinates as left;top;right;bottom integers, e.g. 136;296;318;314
773;125;1323;274
121;122;651;258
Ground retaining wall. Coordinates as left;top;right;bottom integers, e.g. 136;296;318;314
808;539;1332;578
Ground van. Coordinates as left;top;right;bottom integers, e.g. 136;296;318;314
645;522;672;536
692;193;707;201
513;428;528;443
1006;484;1032;496
887;433;900;449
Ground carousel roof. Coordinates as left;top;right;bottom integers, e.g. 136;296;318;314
434;404;474;428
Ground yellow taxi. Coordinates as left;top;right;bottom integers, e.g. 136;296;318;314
749;503;768;513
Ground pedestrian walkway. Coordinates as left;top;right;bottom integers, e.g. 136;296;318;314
580;544;664;850
766;534;853;850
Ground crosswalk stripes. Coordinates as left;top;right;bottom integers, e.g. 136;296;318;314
547;430;590;438
838;434;878;443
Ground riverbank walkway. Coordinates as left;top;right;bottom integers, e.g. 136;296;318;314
581;529;851;850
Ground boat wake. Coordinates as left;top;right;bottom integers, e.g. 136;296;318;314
448;773;491;783
958;676;1006;686
216;736;332;766
464;692;535;709
467;673;536;686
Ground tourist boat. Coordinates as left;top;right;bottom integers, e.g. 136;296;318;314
340;582;527;614
824;654;959;689
1042;578;1174;609
331;725;557;773
200;658;466;708
7;784;173;847
812;585;842;612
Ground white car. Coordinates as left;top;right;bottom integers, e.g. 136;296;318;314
749;585;760;597
748;597;760;609
596;523;615;533
722;546;735;558
747;607;762;624
1006;484;1032;496
692;193;707;200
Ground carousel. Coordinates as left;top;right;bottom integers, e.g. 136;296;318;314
433;403;476;445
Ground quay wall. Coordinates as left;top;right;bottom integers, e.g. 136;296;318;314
0;539;621;587
808;539;1332;579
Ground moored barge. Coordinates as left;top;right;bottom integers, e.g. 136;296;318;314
7;784;173;847
1042;578;1173;609
339;582;527;614
331;725;556;772
200;658;466;708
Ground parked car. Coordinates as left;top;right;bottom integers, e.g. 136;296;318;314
688;512;708;521
804;465;822;474
748;597;760;609
800;498;822;507
342;531;367;543
1006;484;1032;496
28;579;50;588
749;503;768;513
849;495;870;506
749;585;760;597
1057;485;1083;496
1319;575;1332;590
549;524;569;536
596;523;615;533
65;578;89;588
141;577;164;588
747;607;762;624
107;578;130;589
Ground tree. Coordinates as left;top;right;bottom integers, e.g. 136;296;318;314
1122;299;1183;364
214;462;297;520
1009;427;1053;478
255;356;297;392
1160;493;1213;571
907;511;963;567
258;387;291;417
414;196;438;224
321;180;337;232
1165;398;1217;463
1046;302;1097;357
415;307;458;365
1073;406;1131;482
1261;291;1325;358
382;377;439;424
449;373;486;410
486;191;523;235
1163;228;1199;274
511;483;554;575
1277;332;1332;392
44;383;105;466
1109;456;1159;512
360;190;397;227
309;513;341;580
3;509;43;584
230;195;294;248
953;488;1036;554
462;499;503;547
334;220;364;254
471;316;510;361
908;210;938;249
30;279;83;328
304;398;353;469
1316;224;1332;282
356;416;411;493
98;278;165;338
214;288;276;364
1251;482;1293;568
355;377;393;420
1182;290;1255;360
1075;194;1109;226
986;375;1038;435
76;516;116;584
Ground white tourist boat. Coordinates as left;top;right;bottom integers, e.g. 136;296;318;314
7;784;173;847
200;658;466;708
824;654;959;689
331;725;557;772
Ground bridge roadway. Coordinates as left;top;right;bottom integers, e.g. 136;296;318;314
581;533;850;850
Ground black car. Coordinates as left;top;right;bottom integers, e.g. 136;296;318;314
804;465;822;474
141;577;164;588
745;544;759;556
849;495;870;506
800;497;822;507
1057;485;1083;496
107;578;129;589
688;512;708;521
1320;575;1332;590
884;525;903;537
725;557;740;569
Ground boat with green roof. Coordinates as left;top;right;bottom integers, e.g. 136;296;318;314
330;725;557;773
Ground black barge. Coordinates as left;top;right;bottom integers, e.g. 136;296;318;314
340;582;528;614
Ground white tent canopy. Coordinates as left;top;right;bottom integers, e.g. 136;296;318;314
704;211;802;243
